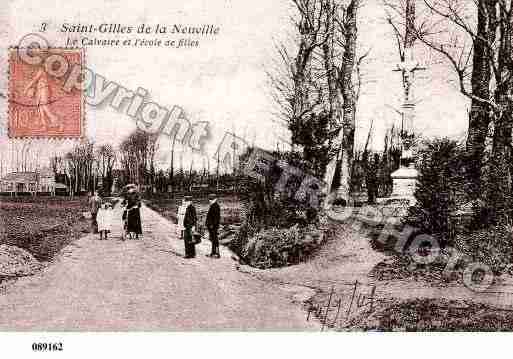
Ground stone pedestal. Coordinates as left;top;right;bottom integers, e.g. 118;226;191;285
390;163;418;205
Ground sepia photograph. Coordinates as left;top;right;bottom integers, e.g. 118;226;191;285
0;0;512;356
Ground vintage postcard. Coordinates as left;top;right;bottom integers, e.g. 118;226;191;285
0;0;512;356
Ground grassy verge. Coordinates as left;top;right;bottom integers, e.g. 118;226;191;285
307;288;513;331
350;298;513;331
0;196;90;262
144;193;242;226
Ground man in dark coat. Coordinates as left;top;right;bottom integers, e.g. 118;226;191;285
183;196;197;258
206;193;221;258
89;191;101;233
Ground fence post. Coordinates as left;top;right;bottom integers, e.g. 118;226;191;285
332;298;342;328
306;303;313;321
357;293;364;308
346;280;358;320
322;286;335;331
369;285;376;313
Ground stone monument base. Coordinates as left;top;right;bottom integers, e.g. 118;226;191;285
390;163;418;206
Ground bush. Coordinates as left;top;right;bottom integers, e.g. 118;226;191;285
408;138;465;239
241;182;318;230
454;225;513;274
228;222;256;257
239;225;325;269
351;298;513;331
238;147;322;229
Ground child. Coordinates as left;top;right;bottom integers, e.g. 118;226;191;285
97;203;113;240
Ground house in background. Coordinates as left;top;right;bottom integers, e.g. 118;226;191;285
38;167;56;194
0;172;38;194
0;167;68;195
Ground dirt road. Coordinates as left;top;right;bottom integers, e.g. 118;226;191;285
0;202;316;331
243;222;513;316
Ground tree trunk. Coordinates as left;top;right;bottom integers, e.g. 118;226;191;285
322;0;343;194
170;134;177;184
335;0;359;203
466;0;496;199
289;0;318;149
486;0;513;222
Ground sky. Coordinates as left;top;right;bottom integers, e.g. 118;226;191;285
0;0;470;173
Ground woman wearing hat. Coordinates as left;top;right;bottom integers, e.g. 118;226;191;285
123;188;143;239
182;196;197;258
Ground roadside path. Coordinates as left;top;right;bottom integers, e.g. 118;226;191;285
0;202;316;330
240;222;513;314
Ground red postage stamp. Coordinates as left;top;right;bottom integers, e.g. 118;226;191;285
8;48;85;138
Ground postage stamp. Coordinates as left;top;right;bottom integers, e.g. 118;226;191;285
8;48;84;138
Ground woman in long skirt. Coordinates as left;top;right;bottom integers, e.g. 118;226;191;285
126;205;142;238
125;190;143;239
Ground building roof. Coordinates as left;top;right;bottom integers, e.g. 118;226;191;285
39;167;54;177
1;172;37;182
1;167;55;183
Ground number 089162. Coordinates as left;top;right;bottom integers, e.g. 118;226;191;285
32;343;63;352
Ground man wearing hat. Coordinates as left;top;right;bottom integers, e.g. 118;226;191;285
183;196;198;258
89;191;101;234
206;193;221;258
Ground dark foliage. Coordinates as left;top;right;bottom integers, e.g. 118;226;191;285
237;148;323;231
352;298;513;331
408;138;465;238
289;110;338;179
454;225;513;275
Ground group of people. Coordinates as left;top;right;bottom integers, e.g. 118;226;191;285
88;189;143;241
177;194;221;259
89;190;222;259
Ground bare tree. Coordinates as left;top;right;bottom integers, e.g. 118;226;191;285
334;0;361;203
322;0;362;203
49;154;64;177
322;0;343;192
397;1;513;216
268;0;364;204
96;144;116;194
119;129;159;190
63;140;95;195
169;131;179;186
267;0;328;140
385;0;499;198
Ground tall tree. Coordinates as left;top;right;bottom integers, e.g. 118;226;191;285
119;129;158;188
268;0;363;204
322;0;361;202
96;144;116;194
466;0;497;198
395;0;513;220
322;0;343;193
335;0;360;203
64;140;95;195
267;0;330;154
